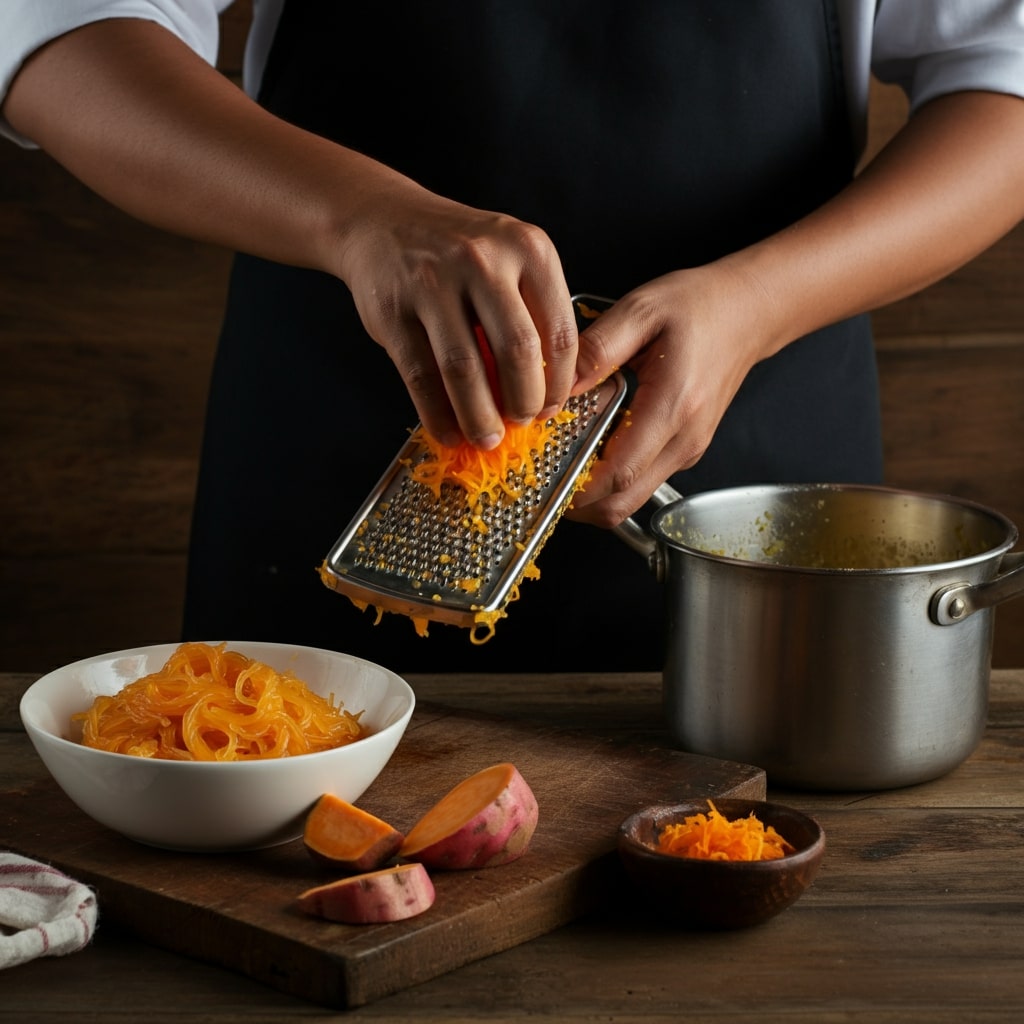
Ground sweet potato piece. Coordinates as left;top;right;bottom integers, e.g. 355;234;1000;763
303;793;404;873
296;862;435;924
398;762;539;870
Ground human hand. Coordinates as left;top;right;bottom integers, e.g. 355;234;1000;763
566;265;774;526
336;183;578;450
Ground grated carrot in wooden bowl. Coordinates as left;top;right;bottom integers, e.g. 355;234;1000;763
618;798;824;928
655;800;795;862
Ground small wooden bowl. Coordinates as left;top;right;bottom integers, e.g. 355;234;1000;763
618;798;825;930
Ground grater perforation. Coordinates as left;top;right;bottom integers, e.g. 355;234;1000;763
320;295;624;633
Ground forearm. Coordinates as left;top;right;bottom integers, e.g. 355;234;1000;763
729;90;1024;357
1;18;408;276
569;88;1024;524
3;16;580;447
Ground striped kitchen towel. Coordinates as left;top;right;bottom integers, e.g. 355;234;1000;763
0;852;97;970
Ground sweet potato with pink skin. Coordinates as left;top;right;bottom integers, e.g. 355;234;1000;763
398;762;539;869
296;862;435;924
303;793;404;873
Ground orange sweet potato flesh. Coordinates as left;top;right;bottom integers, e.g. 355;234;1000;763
296;862;435;924
398;762;539;870
303;793;404;873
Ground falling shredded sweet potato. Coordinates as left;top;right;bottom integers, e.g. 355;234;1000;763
656;801;795;862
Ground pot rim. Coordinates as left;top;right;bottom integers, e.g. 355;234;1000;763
650;482;1019;576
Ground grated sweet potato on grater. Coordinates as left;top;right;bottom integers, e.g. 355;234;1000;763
406;409;577;514
317;365;618;645
656;800;795;862
335;409;588;643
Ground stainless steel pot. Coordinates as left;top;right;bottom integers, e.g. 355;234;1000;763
617;483;1024;790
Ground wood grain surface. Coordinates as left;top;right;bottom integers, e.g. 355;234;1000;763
2;668;1023;1022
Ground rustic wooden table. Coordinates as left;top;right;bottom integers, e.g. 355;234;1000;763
2;668;1023;1022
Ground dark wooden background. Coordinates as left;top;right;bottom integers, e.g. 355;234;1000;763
2;5;1022;672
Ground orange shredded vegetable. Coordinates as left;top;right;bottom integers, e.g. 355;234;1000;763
656;800;795;862
407;409;576;509
72;642;364;761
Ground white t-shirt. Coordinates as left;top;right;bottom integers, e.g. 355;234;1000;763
2;0;1024;157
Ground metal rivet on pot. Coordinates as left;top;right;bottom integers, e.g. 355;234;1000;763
929;582;977;627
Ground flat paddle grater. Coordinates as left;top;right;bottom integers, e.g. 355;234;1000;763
319;294;625;637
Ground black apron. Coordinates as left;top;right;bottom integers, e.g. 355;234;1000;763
183;1;882;672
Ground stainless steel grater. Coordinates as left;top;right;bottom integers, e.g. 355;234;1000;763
319;294;625;637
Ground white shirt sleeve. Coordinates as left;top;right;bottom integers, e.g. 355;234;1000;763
839;0;1024;158
5;1;1024;157
873;0;1024;110
0;0;229;146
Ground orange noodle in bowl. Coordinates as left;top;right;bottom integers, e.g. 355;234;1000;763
72;642;365;761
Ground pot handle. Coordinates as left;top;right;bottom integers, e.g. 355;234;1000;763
930;551;1024;626
612;482;683;581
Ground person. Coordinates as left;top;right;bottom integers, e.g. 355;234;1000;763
3;2;1024;673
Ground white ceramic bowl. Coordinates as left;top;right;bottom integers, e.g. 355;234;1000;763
19;641;415;852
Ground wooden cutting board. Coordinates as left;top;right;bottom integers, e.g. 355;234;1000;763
1;700;764;1008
